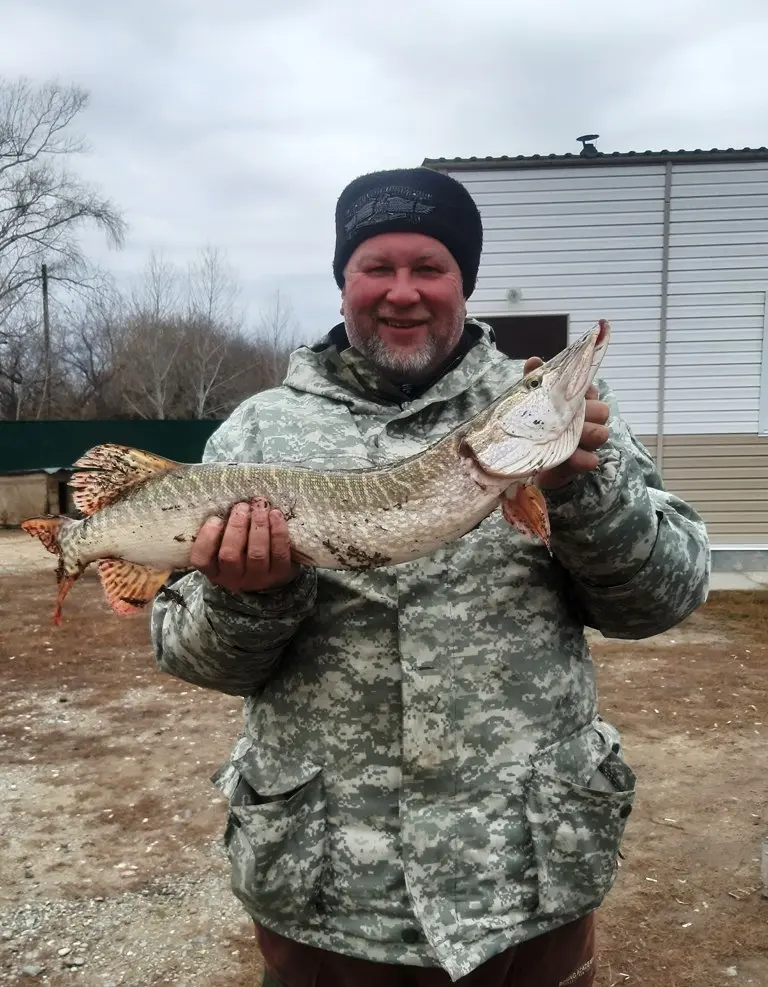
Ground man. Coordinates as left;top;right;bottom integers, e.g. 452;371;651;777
152;167;710;986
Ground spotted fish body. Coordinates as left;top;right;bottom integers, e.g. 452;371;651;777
22;320;610;624
59;438;511;573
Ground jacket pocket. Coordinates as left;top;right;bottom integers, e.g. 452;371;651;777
525;719;636;918
223;766;326;920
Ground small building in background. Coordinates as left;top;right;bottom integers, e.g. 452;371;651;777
0;468;73;527
424;140;768;570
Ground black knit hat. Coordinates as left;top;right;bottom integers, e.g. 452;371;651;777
333;167;484;298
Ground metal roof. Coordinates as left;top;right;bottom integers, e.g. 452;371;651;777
422;146;768;172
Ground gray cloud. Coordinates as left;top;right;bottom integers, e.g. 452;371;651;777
2;0;767;337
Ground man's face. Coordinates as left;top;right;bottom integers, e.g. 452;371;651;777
341;232;467;384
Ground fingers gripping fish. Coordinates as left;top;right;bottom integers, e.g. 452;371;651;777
22;321;611;625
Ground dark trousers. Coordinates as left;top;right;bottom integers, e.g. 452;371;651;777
257;912;596;987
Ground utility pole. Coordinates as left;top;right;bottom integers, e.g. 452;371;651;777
41;262;51;418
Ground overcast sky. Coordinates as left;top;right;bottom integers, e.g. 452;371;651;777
2;0;768;339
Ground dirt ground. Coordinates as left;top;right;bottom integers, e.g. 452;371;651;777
1;528;766;987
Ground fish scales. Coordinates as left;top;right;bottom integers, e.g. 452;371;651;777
21;319;611;624
67;436;499;573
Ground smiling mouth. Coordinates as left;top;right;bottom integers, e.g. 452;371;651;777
378;317;427;329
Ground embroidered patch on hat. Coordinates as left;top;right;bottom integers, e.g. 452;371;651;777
343;186;436;238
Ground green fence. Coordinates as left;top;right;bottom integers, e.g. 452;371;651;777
0;419;225;473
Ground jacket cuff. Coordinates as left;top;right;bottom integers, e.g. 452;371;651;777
541;443;662;587
543;442;627;526
201;566;318;618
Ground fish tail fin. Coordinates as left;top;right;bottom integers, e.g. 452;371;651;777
69;443;182;517
21;515;67;555
501;483;552;552
21;516;83;625
97;559;172;616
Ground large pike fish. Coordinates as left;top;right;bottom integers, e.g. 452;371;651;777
22;320;610;625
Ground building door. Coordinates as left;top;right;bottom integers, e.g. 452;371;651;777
480;315;568;362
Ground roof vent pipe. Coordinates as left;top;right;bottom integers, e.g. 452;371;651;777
577;134;600;157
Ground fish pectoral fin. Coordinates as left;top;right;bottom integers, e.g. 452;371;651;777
70;444;182;517
501;484;552;552
97;559;173;616
21;515;65;555
53;563;85;627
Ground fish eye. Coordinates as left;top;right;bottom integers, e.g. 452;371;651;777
526;377;542;390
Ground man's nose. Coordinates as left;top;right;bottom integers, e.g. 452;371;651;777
385;270;420;306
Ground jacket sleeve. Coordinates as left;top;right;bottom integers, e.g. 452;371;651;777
543;378;711;640
150;402;318;696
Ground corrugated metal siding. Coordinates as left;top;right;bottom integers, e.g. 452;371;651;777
636;434;768;544
440;159;768;546
447;160;768;438
448;166;666;434
667;162;768;434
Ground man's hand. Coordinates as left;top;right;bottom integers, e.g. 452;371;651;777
190;498;301;593
523;356;611;490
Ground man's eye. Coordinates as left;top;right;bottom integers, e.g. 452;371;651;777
415;265;439;274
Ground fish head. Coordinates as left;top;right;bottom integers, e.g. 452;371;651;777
461;319;610;480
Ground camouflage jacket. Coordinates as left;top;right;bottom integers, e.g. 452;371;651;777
151;319;710;981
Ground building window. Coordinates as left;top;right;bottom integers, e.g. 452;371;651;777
478;315;569;362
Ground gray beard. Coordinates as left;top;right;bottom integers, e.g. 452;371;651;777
345;316;463;384
361;332;439;382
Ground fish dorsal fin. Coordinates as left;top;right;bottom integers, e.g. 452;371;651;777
97;559;172;615
69;443;182;517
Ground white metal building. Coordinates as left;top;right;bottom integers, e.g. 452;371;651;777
424;144;768;568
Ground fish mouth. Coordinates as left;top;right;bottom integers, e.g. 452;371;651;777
458;436;518;484
592;318;610;349
545;321;607;402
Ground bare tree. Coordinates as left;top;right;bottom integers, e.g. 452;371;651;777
117;319;187;420
59;281;126;416
179;247;252;417
0;297;43;419
114;251;225;420
254;289;299;387
0;78;126;336
109;254;185;419
185;245;242;328
128;251;180;324
113;250;296;420
177;319;254;418
0;234;306;420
